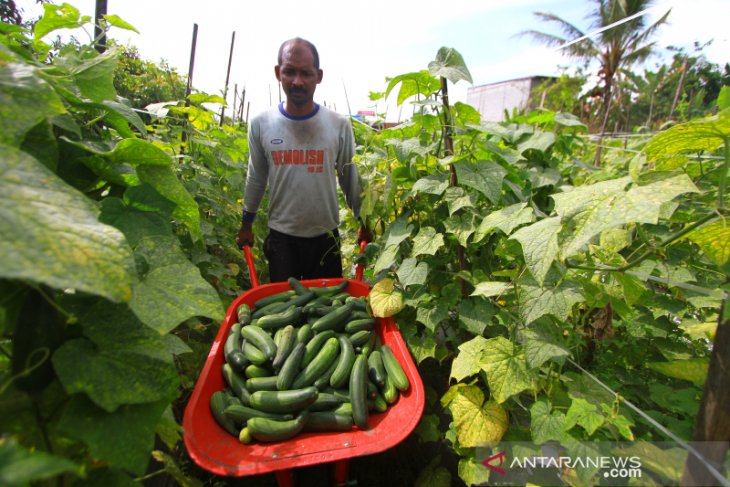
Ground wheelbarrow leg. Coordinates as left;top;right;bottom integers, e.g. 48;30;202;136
275;469;295;487
333;459;350;486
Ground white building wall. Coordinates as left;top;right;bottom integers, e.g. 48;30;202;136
466;78;538;122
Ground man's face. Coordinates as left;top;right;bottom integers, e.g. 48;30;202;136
275;42;323;108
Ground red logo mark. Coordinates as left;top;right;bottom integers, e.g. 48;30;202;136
482;450;507;475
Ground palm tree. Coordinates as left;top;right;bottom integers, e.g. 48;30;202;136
521;0;670;165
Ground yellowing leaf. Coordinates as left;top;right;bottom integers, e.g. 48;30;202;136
447;384;508;447
686;218;730;267
369;277;404;318
648;359;709;386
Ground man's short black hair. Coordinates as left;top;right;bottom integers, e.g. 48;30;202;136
278;38;320;69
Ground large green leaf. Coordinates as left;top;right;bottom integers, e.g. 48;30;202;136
517;274;583;324
457;298;495;336
470;281;511;298
0;62;66;147
479;337;534;403
521;328;570;369
427;47;473;84
450;336;488;382
442;186;476;215
410;226;444;257
415;455;452;487
564;397;605;435
645;114;730;169
397;257;428;288
385;70;441;106
416;304;449;332
474;202;534;242
458;456;491;487
511;216;561;286
554;175;699;259
647;358;709;386
410;173;449;196
444;212;476;246
0;437;80;486
517;131;555;154
373;244;399;274
686;218;730;267
33;3;89;39
61;48;118;102
52;302;180;412
57;395;169;475
530;400;570;443
446;384;508;447
454;160;507;204
0;145;135;302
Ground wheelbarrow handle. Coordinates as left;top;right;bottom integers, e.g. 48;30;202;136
242;241;366;288
242;245;260;288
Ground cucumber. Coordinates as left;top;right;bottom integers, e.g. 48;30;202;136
271;324;296;371
313;357;340;391
333;402;353;416
286;290;316;307
350;310;373;320
227;350;249;375
240;325;277;359
330;335;356;389
252;300;290;320
296;324;313;344
253;290;296;310
310;280;349;297
367;350;386;387
246;375;279;392
311;303;354;333
245;363;272;379
277;342;305;391
210;390;239;436
382;373;399;404
292;337;340;389
303;412;354;432
287;276;309;295
344;318;375;334
350;354;369;430
301;330;335;367
249;387;318;414
247;412;309;442
222;363;250;405
236;303;252;325
308;392;345;412
380;345;409;391
359;332;376;357
242;341;269;365
256;305;303;331
224;404;293;423
345;295;368;311
372;392;388;413
239;427;253;444
349;330;372;348
224;323;242;362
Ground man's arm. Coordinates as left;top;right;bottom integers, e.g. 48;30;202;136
237;121;268;248
337;120;372;242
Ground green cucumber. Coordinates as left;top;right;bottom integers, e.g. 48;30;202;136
313;357;340;391
271;324;296;371
310;280;349;297
242;341;268;365
371;392;388;413
256;305;303;331
330;335;356;389
238;427;252;444
224;404;293;423
301;330;335;367
296;323;313;344
236;303;252;325
345;295;368;311
350;354;369;430
311;303;354;333
222;363;250;405
276;342;305;391
249;387;318;414
247;412;309;442
367;350;386;387
245;363;272;379
292;337;340;389
344;318;375;334
350;310;373;320
349;330;372;348
380;345;410;391
333;402;353;416
253;290;296;310
252;300;290;320
210;390;238;436
359;332;376;357
308;392;345;412
287;276;309;295
246;375;279;392
286;290;316;307
227;350;249;374
240;325;277;359
224;323;242;361
303;412;354;432
382;373;399;404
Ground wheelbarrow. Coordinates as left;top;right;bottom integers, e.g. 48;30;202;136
182;243;425;486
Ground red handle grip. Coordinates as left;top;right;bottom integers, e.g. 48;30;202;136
243;246;259;288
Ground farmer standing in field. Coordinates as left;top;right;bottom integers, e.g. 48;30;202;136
236;37;371;282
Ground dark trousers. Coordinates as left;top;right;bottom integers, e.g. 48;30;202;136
263;228;343;282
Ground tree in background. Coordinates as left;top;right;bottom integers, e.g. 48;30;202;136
112;42;187;111
521;0;669;164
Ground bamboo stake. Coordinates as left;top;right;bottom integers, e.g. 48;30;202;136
219;31;236;127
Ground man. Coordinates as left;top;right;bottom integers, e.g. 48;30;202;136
236;37;370;282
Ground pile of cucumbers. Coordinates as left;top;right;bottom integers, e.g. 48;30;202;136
209;277;410;444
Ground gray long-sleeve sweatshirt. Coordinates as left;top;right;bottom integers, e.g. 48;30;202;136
243;103;362;238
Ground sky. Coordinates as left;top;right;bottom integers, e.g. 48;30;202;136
16;0;730;122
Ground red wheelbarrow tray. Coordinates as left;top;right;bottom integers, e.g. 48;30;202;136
183;277;426;478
